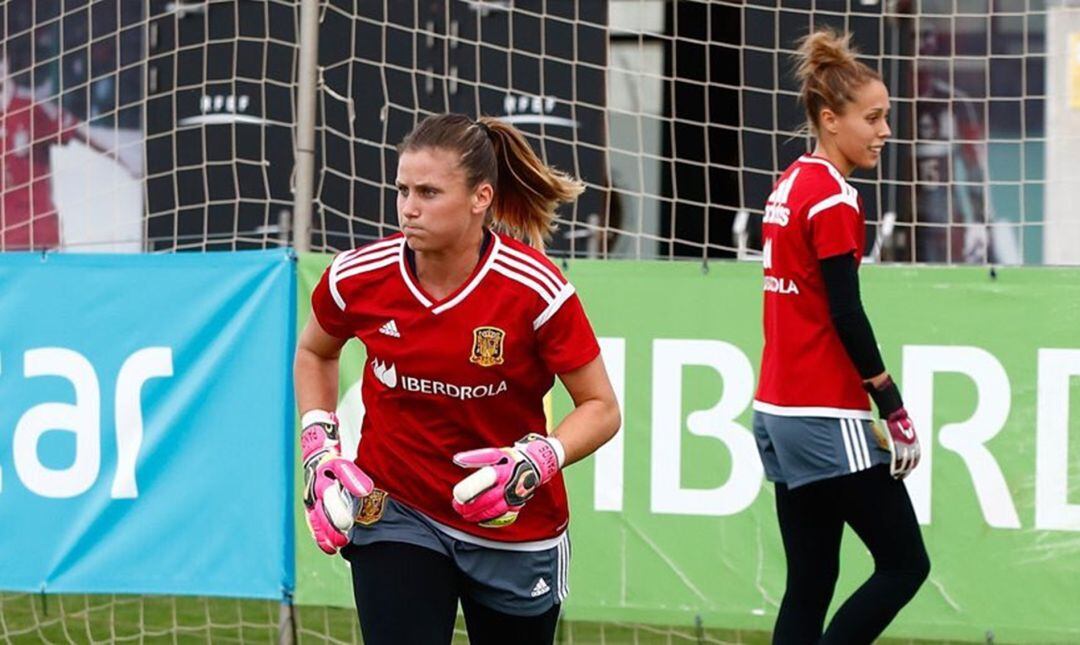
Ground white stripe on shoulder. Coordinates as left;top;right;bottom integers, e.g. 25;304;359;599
533;284;576;330
493;255;560;299
336;237;401;266
799;155;844;181
329;241;403;308
338;240;402;272
327;252;351;311
335;255;399;283
807;190;859;220
799;157;860;221
500;246;565;288
752;400;874;420
493;263;556;304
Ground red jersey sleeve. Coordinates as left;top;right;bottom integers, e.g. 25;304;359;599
807;184;861;260
536;291;601;375
310;258;355;339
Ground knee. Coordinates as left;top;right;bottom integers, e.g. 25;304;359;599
786;563;840;605
910;549;931;585
891;549;930;597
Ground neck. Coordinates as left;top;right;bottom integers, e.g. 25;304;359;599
413;229;486;300
811;140;853;177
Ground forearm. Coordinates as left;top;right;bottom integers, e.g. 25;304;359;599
819;253;888;381
830;305;887;380
293;346;341;415
550;397;620;468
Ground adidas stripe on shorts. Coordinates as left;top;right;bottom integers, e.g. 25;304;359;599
752;410;891;489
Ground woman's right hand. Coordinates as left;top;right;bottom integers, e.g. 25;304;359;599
301;410;373;554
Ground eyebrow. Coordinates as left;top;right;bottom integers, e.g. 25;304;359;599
396;181;439;191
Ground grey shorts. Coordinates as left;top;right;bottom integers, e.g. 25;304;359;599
347;490;569;616
753;410;891;489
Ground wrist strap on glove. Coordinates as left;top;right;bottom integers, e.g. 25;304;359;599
864;376;904;418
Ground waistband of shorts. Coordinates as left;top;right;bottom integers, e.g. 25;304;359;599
753;400;873;420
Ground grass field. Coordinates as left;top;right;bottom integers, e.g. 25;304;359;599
0;593;973;644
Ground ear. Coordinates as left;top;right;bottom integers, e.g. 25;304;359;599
819;108;840;136
472;182;494;216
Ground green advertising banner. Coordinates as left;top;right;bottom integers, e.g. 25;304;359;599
296;253;1080;643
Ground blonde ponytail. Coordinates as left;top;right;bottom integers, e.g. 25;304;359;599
478;116;585;249
794;29;880;134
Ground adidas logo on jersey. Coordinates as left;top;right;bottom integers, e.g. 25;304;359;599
531;578;551;597
379;320;400;338
763;167;799;226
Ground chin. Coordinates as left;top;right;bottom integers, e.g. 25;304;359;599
403;234;424;251
857;156;880;170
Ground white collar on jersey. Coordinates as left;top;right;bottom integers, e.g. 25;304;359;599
397;232;503;314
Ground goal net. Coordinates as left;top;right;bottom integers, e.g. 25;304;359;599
1;0;1055;261
308;0;1052;264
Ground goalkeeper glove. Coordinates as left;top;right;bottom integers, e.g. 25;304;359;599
301;410;373;554
865;376;920;480
451;433;565;528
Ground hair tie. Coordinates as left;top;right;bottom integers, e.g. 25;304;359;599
474;119;492;137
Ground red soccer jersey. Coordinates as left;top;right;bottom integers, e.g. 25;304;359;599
753;155;872;419
1;91;79;249
311;231;601;543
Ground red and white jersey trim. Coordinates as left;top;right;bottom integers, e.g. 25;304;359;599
328;232;576;326
493;255;560;300
753;400;874;420
328;238;405;310
799;156;860;220
500;246;564;293
398;250;434;308
490;243;573;329
430;235;501;314
533;284;576;330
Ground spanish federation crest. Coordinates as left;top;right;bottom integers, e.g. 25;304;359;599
470;326;506;367
355;488;388;526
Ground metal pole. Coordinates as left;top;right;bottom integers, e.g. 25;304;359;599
292;0;321;253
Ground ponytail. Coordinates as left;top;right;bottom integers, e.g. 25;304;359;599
399;113;584;250
793;28;880;134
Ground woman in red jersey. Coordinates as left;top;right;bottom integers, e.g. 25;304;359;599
751;30;930;644
294;113;620;644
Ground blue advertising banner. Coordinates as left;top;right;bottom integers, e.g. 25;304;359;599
0;250;295;599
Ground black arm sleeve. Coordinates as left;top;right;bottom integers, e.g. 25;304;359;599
819;252;886;380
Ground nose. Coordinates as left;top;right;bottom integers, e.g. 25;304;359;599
881;120;892;140
400;194;419;219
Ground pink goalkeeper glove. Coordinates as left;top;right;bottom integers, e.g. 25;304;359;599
301;410;373;554
883;407;920;480
865;376;921;480
451;433;565;528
